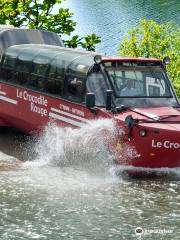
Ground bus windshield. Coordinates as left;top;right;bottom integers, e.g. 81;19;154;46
103;61;178;107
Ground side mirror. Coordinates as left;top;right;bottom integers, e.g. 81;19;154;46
106;90;113;111
86;93;95;108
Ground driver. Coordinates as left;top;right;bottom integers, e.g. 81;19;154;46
120;79;138;96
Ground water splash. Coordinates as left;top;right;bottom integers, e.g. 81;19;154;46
24;118;180;178
0;152;22;171
27;119;121;175
110;164;180;178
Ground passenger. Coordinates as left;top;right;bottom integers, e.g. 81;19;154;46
69;77;84;95
120;79;138;96
67;77;85;102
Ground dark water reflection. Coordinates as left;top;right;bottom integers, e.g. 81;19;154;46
0;128;34;161
62;0;180;53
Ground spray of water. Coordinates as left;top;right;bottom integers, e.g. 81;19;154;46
27;119;121;175
0;152;22;171
24;118;180;178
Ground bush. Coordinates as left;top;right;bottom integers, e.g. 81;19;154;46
119;19;180;98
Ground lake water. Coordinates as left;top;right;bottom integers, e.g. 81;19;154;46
0;1;180;239
62;0;180;54
0;120;180;240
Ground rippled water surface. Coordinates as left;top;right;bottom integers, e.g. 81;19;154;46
0;120;180;239
1;167;180;240
62;0;180;54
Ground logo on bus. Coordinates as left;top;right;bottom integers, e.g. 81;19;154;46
17;89;48;117
152;139;180;149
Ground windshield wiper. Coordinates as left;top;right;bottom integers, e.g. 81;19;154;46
112;105;129;114
158;114;180;120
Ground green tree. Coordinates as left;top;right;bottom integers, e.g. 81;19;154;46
65;33;102;51
119;19;180;97
0;0;101;51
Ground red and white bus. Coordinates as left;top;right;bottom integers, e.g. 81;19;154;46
0;44;180;170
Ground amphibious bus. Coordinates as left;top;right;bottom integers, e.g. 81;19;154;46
0;44;180;170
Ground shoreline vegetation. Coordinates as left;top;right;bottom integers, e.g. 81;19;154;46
119;19;180;98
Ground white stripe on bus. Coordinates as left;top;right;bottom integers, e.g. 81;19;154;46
49;112;84;127
0;95;17;105
0;91;6;96
50;107;88;122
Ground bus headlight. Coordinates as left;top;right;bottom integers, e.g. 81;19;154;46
139;129;147;137
163;56;171;65
94;55;102;64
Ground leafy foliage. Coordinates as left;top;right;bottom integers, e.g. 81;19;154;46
119;19;180;98
0;0;101;51
65;34;101;51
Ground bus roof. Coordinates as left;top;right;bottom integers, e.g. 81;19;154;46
1;44;98;77
3;43;162;64
2;44;163;77
0;27;64;58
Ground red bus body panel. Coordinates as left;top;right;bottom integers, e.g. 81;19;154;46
0;81;180;170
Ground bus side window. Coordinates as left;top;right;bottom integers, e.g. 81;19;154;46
1;55;16;81
86;72;107;106
0;66;14;81
3;55;16;69
29;62;48;89
46;59;64;95
15;60;31;85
